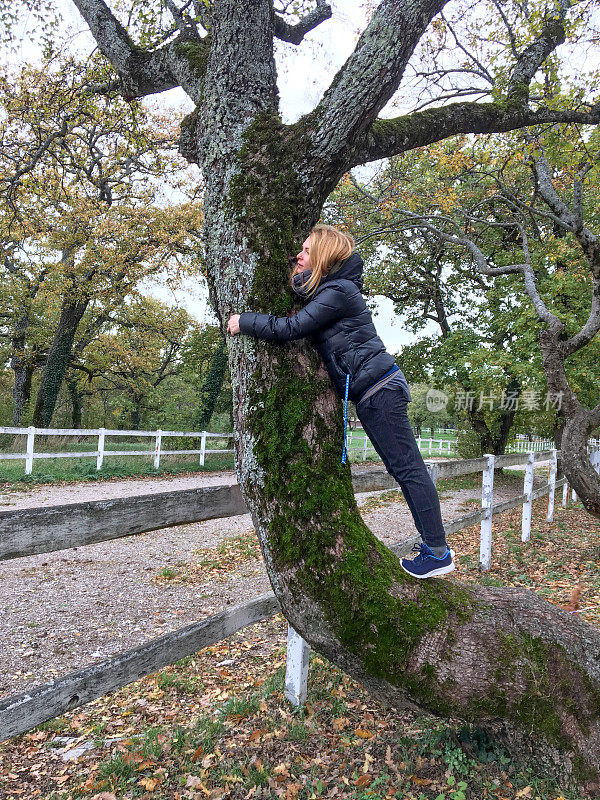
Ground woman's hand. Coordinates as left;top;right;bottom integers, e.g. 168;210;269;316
227;314;241;335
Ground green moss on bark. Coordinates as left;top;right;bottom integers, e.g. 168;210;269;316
225;109;477;700
227;111;312;314
176;39;210;77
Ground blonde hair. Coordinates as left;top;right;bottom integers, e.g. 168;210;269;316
294;224;355;297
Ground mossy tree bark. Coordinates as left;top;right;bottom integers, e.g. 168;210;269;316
71;0;600;790
32;292;90;427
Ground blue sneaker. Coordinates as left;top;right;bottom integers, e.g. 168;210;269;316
401;543;455;579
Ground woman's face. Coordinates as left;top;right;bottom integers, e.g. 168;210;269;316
296;237;311;271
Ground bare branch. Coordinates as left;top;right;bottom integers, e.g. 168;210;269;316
273;0;332;45
441;13;493;85
491;0;519;59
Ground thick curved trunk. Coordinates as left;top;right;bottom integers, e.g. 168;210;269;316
204;158;600;795
186;2;600;793
225;331;600;791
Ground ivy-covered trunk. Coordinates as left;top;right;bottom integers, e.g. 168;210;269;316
32;294;89;427
195;341;228;431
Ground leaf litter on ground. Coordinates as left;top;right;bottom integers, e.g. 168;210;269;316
1;494;598;800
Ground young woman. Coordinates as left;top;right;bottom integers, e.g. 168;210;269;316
227;224;454;578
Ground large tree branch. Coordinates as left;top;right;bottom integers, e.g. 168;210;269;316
533;153;600;275
71;0;209;101
305;0;448;168
352;102;600;167
273;0;332;45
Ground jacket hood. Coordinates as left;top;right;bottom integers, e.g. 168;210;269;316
320;251;364;292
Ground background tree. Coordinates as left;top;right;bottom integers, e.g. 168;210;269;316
343;128;600;509
0;57;203;426
326;141;589;457
60;0;600;783
78;296;197;428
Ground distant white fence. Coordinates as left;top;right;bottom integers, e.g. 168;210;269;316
347;430;558;460
0;425;591;476
506;438;556;452
347;429;458;458
0;426;234;475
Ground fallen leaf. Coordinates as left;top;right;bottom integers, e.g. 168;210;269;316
515;787;532;798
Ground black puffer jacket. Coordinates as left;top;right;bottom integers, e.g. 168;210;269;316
238;252;411;404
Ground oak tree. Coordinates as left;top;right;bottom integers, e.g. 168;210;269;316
62;0;600;787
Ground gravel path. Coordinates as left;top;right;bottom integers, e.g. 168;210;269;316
0;465;548;699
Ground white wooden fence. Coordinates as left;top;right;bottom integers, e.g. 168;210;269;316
0;425;578;474
346;429;458;458
0;426;233;475
2;446;599;738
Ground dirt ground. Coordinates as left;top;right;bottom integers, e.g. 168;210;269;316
0;465;550;699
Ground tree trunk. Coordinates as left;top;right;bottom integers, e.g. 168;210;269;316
177;3;600;790
130;397;142;430
10;313;35;426
540;329;600;518
66;375;83;429
32;296;89;427
11;356;34;427
182;4;600;791
195;340;228;430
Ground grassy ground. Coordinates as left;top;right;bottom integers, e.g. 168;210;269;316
0;453;236;487
1;494;598;800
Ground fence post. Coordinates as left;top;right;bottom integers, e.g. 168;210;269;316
546;449;557;522
428;437;432;455
97;428;105;471
562;480;568;507
154;430;162;470
572;485;577;503
479;453;495;571
521;452;535;542
25;426;35;476
362;433;368;461
200;431;206;466
427;461;437;487
284;625;309;707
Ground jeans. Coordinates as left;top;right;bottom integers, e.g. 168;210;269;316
356;376;447;549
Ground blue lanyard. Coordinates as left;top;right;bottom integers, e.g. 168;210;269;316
341;373;350;464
